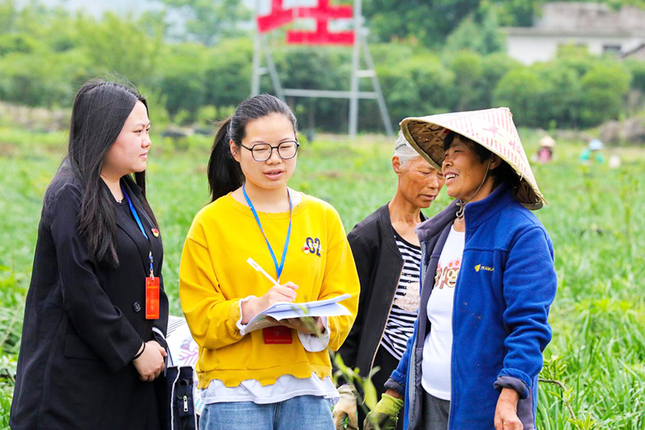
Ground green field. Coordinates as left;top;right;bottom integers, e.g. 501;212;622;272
1;128;644;429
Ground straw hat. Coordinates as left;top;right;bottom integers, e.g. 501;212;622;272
400;107;545;210
539;135;556;148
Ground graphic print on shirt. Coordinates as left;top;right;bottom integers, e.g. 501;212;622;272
302;237;323;256
434;258;461;290
393;281;420;312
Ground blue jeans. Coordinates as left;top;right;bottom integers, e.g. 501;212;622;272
200;395;334;430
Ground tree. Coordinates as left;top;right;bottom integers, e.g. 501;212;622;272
0;0;16;34
445;50;485;111
202;38;253;108
157;43;207;120
533;61;582;128
445;5;505;55
153;0;251;46
579;63;631;127
493;67;545;127
76;13;163;88
363;0;479;46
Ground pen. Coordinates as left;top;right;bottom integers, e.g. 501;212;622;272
247;258;281;287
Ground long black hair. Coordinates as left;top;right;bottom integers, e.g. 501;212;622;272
207;94;297;202
65;80;158;266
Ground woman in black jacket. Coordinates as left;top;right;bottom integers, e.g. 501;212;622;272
334;132;445;429
10;80;169;430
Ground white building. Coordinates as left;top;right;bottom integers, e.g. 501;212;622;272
504;2;645;65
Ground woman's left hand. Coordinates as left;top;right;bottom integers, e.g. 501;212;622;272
274;316;325;336
494;388;523;430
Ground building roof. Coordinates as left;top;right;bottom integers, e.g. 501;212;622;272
505;2;645;38
622;43;645;59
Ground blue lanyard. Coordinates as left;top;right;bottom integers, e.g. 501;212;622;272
122;187;154;277
242;184;292;281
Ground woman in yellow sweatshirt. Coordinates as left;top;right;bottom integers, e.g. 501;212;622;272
179;94;360;430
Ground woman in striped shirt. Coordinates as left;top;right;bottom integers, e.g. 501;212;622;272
335;132;445;430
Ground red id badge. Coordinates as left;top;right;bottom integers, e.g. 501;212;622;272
146;276;160;320
263;326;292;344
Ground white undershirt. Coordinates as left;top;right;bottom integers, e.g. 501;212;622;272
200;297;339;405
421;226;465;401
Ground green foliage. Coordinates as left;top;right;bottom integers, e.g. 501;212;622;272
202;38;253;108
373;51;454;128
479;53;523;107
158;44;207;120
494;67;544;126
362;0;440;45
153;0;251;45
0;49;90;107
0;0;17;34
625;59;645;93
494;0;545;27
446;51;486;110
445;6;505;55
495;55;632;128
0;33;38;56
579;63;631;127
2;130;645;427
77;13;163;88
2;0;645;131
140;87;172;130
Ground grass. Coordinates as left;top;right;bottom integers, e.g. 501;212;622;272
1;127;644;428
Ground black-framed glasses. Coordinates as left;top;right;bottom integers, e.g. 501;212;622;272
241;141;300;162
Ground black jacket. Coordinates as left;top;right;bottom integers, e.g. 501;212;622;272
339;204;404;378
10;169;168;430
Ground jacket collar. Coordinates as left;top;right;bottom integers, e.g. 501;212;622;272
462;182;516;231
416;200;458;242
377;203;402;258
113;179;158;275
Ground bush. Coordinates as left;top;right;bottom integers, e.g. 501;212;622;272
580;63;631;127
158;44;207;120
202;38;253;108
533;62;583;128
445;50;484;111
0;49;90;107
493;67;545;127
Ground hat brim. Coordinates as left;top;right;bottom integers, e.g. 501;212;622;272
400;109;546;210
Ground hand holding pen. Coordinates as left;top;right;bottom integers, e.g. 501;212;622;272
240;258;299;324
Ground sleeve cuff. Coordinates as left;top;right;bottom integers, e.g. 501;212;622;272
494;375;528;399
384;377;404;395
152;327;168;350
236;295;257;336
298;316;330;352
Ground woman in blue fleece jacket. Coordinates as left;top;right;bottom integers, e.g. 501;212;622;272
365;108;557;430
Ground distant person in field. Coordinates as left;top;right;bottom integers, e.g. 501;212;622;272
580;139;604;164
365;108;557;430
535;135;555;164
178;94;360;430
11;81;169;429
334;132;446;430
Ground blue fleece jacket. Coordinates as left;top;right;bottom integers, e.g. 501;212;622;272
385;183;557;430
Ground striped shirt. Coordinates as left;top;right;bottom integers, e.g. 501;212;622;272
380;231;422;360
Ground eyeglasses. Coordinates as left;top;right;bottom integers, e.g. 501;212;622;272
241;141;300;162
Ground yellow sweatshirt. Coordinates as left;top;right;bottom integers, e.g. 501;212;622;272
179;192;360;389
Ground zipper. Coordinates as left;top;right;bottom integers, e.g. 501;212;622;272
183;395;189;413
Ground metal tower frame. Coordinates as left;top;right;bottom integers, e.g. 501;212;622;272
251;0;393;137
